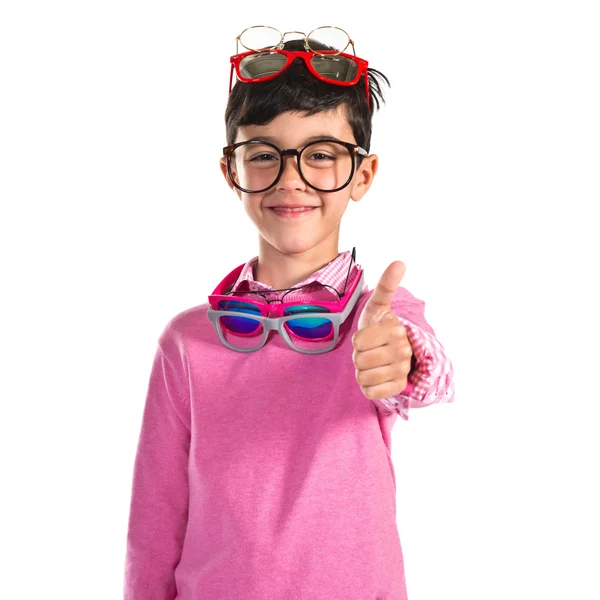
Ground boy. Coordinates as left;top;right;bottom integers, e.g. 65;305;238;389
124;26;455;600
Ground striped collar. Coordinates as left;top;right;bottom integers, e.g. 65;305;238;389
228;250;366;299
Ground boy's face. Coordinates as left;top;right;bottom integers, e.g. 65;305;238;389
220;105;378;258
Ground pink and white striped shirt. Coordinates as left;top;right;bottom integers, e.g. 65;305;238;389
231;250;455;419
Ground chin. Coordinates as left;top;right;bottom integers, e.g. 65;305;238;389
278;242;315;255
267;237;318;255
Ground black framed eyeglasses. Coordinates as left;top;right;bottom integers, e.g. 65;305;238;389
223;139;368;193
223;247;357;304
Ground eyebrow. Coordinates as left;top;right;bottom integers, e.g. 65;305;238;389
245;135;344;145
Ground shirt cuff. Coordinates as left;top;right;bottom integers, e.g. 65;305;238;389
373;316;455;420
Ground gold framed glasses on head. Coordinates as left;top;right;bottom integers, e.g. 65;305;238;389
235;25;356;56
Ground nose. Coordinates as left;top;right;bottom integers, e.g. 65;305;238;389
276;154;306;192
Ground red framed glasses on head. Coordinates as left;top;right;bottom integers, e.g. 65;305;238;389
228;25;371;108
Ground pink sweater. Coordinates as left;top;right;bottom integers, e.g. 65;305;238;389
124;253;455;599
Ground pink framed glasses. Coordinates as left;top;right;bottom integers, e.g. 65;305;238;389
207;248;364;354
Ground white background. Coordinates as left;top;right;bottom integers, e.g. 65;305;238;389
1;1;599;598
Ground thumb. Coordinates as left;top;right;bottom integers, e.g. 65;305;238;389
358;261;406;327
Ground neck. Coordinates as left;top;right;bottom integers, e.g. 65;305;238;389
254;238;341;290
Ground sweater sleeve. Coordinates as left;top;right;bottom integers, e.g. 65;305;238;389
370;287;455;420
124;325;191;600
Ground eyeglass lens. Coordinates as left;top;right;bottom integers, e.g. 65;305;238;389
229;140;354;192
238;26;281;52
239;51;358;83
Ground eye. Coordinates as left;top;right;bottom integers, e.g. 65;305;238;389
248;153;279;163
307;152;335;161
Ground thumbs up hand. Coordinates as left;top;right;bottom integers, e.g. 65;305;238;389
352;261;414;402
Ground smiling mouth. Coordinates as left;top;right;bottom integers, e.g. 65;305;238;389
269;206;318;221
269;207;317;213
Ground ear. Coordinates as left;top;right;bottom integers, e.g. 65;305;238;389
219;157;242;200
220;157;234;191
349;153;378;202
